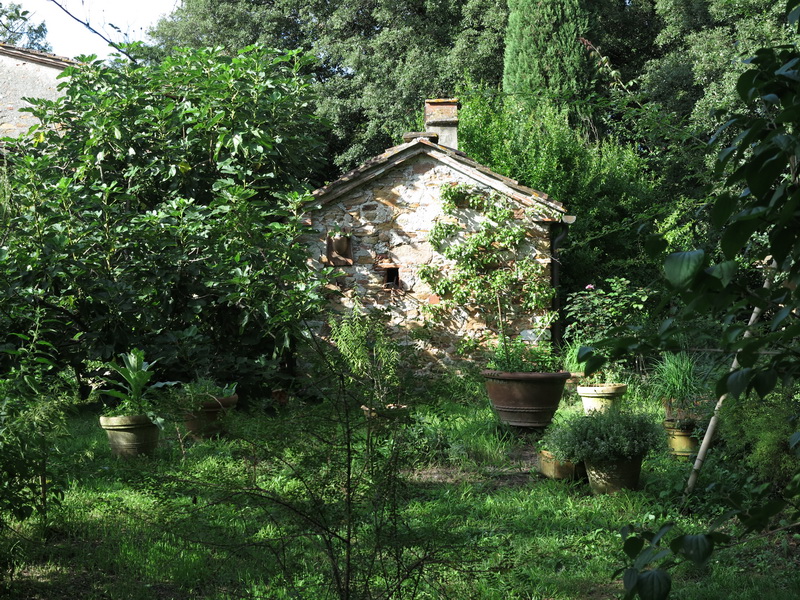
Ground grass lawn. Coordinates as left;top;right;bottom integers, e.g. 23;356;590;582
2;384;799;600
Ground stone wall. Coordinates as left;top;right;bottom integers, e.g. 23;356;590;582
306;153;554;369
0;50;67;138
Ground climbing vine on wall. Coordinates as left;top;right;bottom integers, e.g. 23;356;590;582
418;183;553;332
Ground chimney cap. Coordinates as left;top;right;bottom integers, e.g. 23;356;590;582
425;98;459;105
402;131;439;144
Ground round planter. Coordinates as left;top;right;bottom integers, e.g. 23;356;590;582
184;394;239;439
537;449;587;480
663;419;699;461
577;384;628;414
99;415;160;457
584;455;643;494
483;370;570;429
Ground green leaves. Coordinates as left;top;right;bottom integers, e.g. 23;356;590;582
1;46;328;388
663;250;705;289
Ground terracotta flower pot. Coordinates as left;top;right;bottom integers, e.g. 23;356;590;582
99;415;160;457
577;384;628;414
183;394;239;439
584;455;643;494
537;449;587;480
483;370;570;429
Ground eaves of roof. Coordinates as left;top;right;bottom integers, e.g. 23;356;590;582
312;137;568;220
0;42;78;70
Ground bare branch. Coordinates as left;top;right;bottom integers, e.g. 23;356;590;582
45;0;138;63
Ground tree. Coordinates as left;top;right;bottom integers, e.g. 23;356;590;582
584;3;800;487
458;90;662;293
148;0;509;170
0;1;50;51
1;46;329;395
502;0;594;105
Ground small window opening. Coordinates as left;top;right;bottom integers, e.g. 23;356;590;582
384;267;400;289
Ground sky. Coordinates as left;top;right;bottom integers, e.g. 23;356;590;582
13;0;180;59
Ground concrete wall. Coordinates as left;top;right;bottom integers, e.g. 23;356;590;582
306;153;554;370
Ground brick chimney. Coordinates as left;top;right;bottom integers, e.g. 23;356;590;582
424;98;458;150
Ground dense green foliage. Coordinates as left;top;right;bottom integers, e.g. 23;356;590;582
3;366;798;598
543;409;665;463
0;2;50;51
418;182;555;332
565;278;654;345
720;389;800;485
1;46;328;394
149;0;508;170
594;10;800;399
458;93;661;291
503;0;593;105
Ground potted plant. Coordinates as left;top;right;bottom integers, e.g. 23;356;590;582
174;378;239;439
542;409;664;494
99;349;172;457
574;354;628;414
482;336;570;429
535;413;587;480
650;352;704;460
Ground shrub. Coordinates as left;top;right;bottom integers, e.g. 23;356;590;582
1;46;328;394
719;388;800;486
543;408;664;463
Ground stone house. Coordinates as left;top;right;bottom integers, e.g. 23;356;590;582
0;43;75;139
307;99;574;368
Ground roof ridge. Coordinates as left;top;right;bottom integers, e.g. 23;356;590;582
312;138;567;216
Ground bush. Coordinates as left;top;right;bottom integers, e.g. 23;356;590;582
543;408;664;463
1;46;328;394
719;388;800;486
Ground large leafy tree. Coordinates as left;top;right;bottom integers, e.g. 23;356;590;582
459;91;661;293
149;0;508;170
0;46;328;393
0;1;50;51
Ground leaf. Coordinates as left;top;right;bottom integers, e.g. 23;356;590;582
636;569;672;600
644;234;668;258
678;534;714;565
726;368;752;398
623;567;639;592
720;219;762;259
707;261;737;287
623;537;645;560
664;250;705;289
650;523;675;547
710;193;737;228
751;369;778;398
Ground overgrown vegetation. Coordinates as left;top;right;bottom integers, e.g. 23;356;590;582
1;361;799;599
1;45;329;396
1;2;799;599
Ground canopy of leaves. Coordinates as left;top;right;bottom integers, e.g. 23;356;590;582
0;45;329;393
595;11;800;399
458;91;661;292
148;0;508;170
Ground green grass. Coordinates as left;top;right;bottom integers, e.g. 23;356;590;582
1;376;799;600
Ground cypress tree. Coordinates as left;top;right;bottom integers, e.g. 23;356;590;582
502;0;593;104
